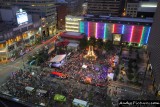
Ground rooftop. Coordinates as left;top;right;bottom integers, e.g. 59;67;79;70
84;15;153;25
60;32;84;39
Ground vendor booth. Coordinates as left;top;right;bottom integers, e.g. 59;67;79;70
49;54;66;68
72;98;89;107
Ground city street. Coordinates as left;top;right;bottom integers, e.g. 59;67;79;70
0;35;58;84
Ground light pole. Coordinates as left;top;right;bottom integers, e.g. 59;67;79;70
20;50;25;69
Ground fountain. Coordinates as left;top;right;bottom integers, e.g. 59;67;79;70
84;46;97;60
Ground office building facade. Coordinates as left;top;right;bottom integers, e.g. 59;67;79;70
0;0;57;36
87;0;123;16
79;16;152;45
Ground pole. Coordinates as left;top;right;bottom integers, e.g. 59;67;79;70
20;50;25;69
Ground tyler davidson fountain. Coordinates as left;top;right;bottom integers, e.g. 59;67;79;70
84;46;97;60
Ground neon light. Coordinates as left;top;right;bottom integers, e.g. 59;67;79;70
139;27;144;44
146;27;151;44
141;4;157;8
130;26;135;43
95;23;98;39
122;25;125;34
79;21;84;33
88;22;90;38
104;23;107;40
112;24;115;33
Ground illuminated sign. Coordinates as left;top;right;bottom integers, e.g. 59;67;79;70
113;34;121;42
16;9;28;25
141;4;157;8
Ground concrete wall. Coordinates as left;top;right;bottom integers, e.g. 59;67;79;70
0;9;14;22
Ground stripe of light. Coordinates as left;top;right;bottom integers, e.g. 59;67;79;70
103;23;107;40
122;25;125;34
88;22;90;38
112;24;115;33
79;21;82;32
95;23;98;39
139;26;145;44
146;27;151;44
130;26;135;43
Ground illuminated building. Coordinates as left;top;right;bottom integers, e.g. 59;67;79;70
79;16;152;45
0;0;57;36
0;7;41;63
65;15;84;32
126;1;157;18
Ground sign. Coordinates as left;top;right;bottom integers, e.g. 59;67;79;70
113;34;122;45
16;9;28;25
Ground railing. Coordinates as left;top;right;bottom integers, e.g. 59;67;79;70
0;93;44;107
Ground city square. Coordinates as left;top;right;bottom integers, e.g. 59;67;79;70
0;0;160;107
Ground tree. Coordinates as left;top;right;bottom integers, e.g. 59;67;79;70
80;37;88;49
127;73;134;80
96;38;103;49
88;37;96;46
103;40;113;51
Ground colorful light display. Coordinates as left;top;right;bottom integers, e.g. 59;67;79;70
130;26;135;43
79;21;151;45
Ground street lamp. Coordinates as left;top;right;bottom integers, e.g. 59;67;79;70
20;50;25;69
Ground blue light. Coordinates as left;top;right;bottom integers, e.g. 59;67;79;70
103;23;107;40
146;27;151;44
122;25;125;34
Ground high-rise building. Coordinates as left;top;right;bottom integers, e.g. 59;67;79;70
126;0;157;18
56;2;68;30
65;15;84;32
148;1;160;95
0;0;57;36
87;0;125;16
126;2;139;17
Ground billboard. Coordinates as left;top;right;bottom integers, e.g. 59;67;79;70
113;34;122;45
16;9;28;25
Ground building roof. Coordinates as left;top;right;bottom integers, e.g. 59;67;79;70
60;32;84;39
49;54;66;63
84;15;153;25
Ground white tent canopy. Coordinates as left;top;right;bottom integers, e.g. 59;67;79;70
82;64;87;69
67;43;79;51
36;89;47;94
72;98;89;107
49;54;66;63
108;73;114;80
25;86;34;92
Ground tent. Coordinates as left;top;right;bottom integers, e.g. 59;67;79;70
49;54;66;63
36;89;47;94
25;86;34;92
54;94;66;102
82;64;87;69
67;43;79;51
108;73;114;80
72;98;89;107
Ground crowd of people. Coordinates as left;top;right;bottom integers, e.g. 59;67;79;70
60;47;120;86
0;46;122;107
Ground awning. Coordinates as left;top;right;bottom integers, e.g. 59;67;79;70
36;89;47;94
49;54;66;63
25;86;34;91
